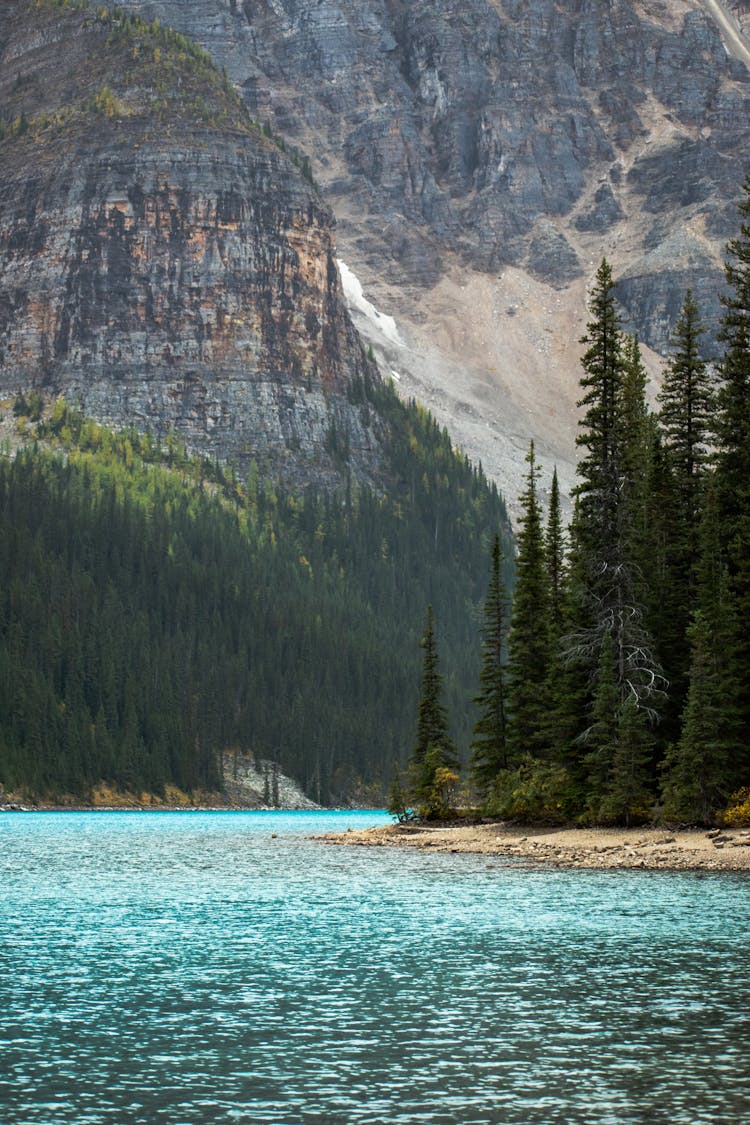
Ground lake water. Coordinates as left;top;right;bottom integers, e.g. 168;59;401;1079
1;810;749;1124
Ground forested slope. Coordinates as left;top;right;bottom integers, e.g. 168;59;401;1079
0;385;510;804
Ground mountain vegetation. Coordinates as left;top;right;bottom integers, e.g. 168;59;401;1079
401;178;750;828
0;380;510;805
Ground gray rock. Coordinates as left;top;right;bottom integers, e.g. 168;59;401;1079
574;183;625;233
113;0;750;356
526;223;583;286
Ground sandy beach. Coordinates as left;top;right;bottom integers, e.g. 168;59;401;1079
322;821;750;872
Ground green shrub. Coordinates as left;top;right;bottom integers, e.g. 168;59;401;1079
485;755;573;824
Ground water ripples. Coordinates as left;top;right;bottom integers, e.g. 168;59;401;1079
1;811;749;1123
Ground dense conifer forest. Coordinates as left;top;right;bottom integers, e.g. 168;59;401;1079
0;377;510;804
402;177;750;829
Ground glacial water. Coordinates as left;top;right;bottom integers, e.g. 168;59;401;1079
1;811;749;1125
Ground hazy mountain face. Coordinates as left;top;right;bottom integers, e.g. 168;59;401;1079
115;0;750;506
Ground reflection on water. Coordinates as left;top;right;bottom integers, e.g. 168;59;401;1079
1;810;749;1124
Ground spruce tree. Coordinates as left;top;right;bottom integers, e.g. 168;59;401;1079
561;262;665;820
470;533;508;798
658;289;713;549
543;469;582;767
662;479;744;820
567;261;665;725
620;334;654;575
545;467;566;641
655;289;714;740
714;175;750;759
574;258;625;566
409;605;458;808
507;442;553;759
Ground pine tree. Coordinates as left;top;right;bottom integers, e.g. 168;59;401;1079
655;289;714;740
658;289;713;549
545;467;566;641
566;261;665;726
574;258;625;565
620;334;654;574
470;533;508;798
560;262;666;820
662;479;744;820
714;175;750;757
542;471;584;772
506;442;553;759
409;605;458;811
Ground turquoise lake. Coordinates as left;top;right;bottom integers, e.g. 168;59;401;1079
1;810;749;1124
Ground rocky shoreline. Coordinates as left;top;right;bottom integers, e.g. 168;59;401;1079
322;822;750;873
0;753;321;813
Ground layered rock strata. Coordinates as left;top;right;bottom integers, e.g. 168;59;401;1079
0;1;380;488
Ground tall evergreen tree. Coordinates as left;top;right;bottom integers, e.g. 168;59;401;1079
545;467;566;641
658;289;713;547
470;533;508;798
714;174;750;758
662;478;744;820
409;605;458;806
507;442;553;759
543;468;582;766
654;289;714;739
567;261;665;726
573;258;625;565
561;262;665;820
620;334;654;576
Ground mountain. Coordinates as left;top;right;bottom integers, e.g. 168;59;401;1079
0;3;513;805
0;0;381;492
110;0;750;507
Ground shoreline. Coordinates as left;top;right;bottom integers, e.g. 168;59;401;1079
321;821;750;872
0;803;353;813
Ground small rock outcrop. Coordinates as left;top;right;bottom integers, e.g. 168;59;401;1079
222;751;320;809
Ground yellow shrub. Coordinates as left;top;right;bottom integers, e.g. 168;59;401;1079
718;788;750;828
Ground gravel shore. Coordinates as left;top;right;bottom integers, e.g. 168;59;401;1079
322;822;750;872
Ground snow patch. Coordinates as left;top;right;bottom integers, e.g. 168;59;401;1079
338;260;405;348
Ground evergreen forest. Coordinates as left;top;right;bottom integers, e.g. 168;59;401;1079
0;377;510;805
402;176;750;829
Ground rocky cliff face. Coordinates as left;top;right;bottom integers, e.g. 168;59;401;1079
0;1;380;489
112;0;750;507
120;0;749;338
